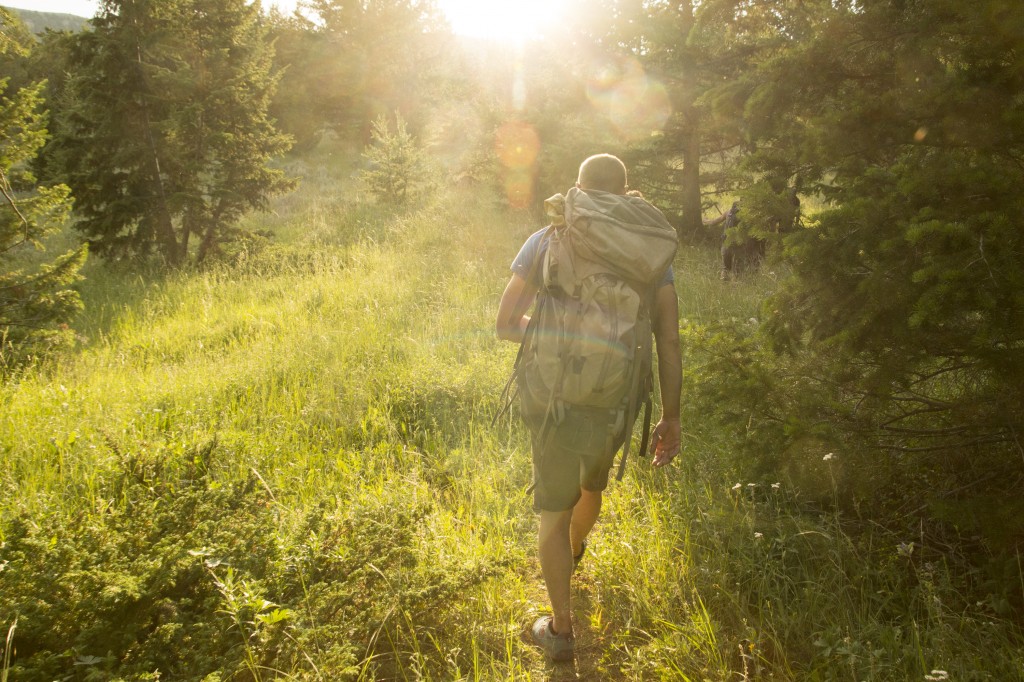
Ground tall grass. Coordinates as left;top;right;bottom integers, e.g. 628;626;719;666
1;143;1021;680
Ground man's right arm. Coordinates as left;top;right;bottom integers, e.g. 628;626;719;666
496;273;538;344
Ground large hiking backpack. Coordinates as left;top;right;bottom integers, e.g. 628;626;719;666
509;187;678;479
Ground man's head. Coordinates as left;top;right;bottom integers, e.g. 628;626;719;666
577;154;627;195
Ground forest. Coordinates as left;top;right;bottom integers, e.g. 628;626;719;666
1;0;1022;679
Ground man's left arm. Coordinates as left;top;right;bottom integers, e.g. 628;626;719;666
649;282;682;467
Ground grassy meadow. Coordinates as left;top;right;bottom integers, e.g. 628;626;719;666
2;144;1021;681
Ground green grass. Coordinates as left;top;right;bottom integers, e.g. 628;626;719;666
1;145;1022;680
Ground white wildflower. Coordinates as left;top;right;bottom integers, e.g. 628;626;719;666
771;482;781;490
924;671;948;681
754;532;763;539
732;483;742;491
823;453;835;461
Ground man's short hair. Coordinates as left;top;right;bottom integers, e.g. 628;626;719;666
577;154;627;194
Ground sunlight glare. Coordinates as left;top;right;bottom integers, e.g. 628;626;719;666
437;0;565;43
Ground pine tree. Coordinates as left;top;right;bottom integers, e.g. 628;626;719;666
717;0;1024;548
54;0;293;266
561;0;754;235
0;8;86;368
293;0;446;139
360;111;431;206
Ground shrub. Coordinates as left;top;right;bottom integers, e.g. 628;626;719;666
359;112;432;207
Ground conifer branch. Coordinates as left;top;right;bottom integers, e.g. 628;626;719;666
0;168;30;232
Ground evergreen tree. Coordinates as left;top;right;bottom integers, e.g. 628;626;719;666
562;0;754;236
0;8;86;367
718;0;1024;548
360;111;431;205
54;0;293;266
265;9;325;152
0;8;34;93
24;28;79;187
293;0;446;140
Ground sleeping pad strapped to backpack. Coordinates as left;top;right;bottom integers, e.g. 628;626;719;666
515;187;678;480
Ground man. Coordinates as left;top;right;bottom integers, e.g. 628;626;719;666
495;154;682;661
705;200;742;278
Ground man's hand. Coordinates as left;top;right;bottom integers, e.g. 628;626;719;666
649;418;681;467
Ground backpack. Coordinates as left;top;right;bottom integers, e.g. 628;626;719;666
503;187;678;480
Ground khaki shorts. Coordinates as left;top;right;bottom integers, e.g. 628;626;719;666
528;408;626;512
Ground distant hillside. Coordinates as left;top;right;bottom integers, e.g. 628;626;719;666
3;6;89;34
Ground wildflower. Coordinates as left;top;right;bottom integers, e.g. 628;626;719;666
771;482;781;490
754;532;763;539
823;452;835;461
746;483;756;489
732;483;742;491
924;671;948;681
897;542;914;558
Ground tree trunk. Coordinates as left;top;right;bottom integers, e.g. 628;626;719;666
678;121;702;239
134;33;180;266
196;203;224;264
180;206;195;264
676;0;703;239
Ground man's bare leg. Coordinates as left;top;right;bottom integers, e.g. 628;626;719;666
570;489;602;558
539;489;604;635
538;508;574;635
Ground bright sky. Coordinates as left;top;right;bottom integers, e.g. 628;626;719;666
2;0;564;42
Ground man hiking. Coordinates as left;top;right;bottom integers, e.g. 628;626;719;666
495;153;682;661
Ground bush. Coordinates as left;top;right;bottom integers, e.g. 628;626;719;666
0;432;507;680
359;112;433;207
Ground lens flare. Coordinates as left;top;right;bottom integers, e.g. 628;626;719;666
495;121;540;208
503;170;536;209
495;121;540;169
586;56;672;140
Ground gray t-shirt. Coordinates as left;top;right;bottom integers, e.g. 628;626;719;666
511;227;675;287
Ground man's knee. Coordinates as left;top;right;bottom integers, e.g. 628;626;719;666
539;508;573;541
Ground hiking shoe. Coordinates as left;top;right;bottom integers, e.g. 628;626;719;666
527;616;574;662
572;539;587;574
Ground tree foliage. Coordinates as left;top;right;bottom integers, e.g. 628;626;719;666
0;8;86;368
560;0;772;236
269;0;447;148
52;0;293;266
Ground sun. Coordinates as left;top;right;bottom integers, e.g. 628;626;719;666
436;0;567;44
